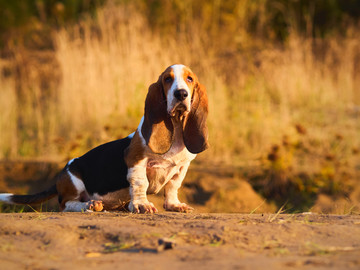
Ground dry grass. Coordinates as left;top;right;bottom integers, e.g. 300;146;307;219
0;2;359;169
0;78;17;158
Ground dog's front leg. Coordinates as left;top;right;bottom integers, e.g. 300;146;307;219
127;160;157;213
163;162;194;213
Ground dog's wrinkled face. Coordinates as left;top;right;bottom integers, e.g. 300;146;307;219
142;64;208;154
161;64;198;118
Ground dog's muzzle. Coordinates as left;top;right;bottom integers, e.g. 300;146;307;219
174;89;188;101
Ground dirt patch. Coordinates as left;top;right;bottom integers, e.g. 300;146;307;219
0;212;359;270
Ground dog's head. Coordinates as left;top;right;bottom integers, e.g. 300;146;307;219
141;64;209;154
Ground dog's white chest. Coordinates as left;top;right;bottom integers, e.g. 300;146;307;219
146;145;195;194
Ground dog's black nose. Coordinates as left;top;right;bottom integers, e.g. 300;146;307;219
174;89;188;101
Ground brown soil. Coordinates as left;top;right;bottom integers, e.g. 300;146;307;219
0;212;359;270
1;161;360;269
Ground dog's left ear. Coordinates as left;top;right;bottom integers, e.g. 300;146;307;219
183;82;209;154
141;76;174;154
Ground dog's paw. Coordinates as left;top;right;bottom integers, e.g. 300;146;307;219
86;200;104;212
164;202;194;213
129;201;158;214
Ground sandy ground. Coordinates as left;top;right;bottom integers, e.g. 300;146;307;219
0;212;359;270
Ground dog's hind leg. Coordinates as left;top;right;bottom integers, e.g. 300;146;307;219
56;167;103;212
63;200;103;212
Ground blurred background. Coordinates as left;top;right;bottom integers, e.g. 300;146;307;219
0;0;359;214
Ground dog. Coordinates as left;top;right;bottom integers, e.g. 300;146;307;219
0;64;209;213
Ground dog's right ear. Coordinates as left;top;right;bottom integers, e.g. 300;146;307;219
141;75;174;154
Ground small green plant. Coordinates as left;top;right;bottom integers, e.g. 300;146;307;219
0;202;26;213
27;205;47;220
103;242;135;253
248;199;267;215
267;203;287;223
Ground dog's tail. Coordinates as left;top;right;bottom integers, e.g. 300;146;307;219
0;184;58;205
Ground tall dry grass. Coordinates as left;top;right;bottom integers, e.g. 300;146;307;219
0;2;359;168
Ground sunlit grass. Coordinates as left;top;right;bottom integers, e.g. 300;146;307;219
0;201;56;213
0;3;359;165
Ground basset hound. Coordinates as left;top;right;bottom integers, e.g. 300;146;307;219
0;64;209;213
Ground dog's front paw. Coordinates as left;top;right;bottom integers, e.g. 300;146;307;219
129;201;158;214
86;200;104;212
164;202;194;213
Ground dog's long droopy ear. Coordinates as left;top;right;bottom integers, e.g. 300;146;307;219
183;82;209;154
141;76;174;154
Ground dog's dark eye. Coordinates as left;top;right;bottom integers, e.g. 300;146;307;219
187;76;193;83
164;77;173;83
